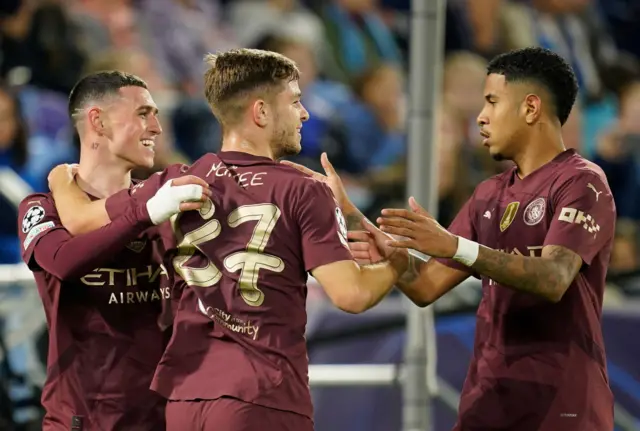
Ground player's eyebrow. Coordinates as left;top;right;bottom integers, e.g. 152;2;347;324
292;90;302;99
138;105;159;115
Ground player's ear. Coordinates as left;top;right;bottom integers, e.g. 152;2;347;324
87;107;106;136
252;99;268;128
524;94;542;125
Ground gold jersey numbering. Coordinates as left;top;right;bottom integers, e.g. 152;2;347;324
171;200;285;307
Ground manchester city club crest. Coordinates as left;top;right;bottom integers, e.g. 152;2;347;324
523;198;546;226
499;202;520;232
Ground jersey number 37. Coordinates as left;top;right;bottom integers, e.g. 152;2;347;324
171;200;284;307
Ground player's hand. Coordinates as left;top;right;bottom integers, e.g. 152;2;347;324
280;153;355;213
347;230;384;265
348;219;410;276
171;175;211;212
146;175;211;225
47;163;79;191
378;197;458;258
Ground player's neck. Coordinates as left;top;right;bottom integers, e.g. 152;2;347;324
221;132;275;160
513;131;566;179
76;159;132;199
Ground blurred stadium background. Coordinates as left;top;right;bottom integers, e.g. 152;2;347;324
1;0;640;430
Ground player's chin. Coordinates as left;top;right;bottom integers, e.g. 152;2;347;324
136;154;156;169
283;141;302;157
487;145;503;161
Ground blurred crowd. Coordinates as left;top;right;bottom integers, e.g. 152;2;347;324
1;0;640;294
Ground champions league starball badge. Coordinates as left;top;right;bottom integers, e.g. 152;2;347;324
22;206;46;233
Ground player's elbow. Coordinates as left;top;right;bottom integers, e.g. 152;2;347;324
49;262;86;281
545;283;570;303
412;297;433;308
329;291;370;314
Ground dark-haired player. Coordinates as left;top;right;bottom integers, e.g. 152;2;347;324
17;71;207;431
297;47;616;430
48;49;407;431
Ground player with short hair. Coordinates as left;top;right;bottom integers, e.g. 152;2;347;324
291;47;616;431
48;49;407;431
17;71;207;431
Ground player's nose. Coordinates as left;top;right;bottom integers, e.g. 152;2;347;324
148;114;163;135
477;115;488;128
300;104;310;122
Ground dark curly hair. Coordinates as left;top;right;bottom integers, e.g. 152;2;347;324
487;47;578;126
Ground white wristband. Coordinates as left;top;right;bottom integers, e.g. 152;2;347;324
146;179;204;225
453;236;479;267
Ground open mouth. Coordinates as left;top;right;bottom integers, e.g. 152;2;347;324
141;139;155;151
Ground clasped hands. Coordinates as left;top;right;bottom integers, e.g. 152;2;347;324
280;153;459;262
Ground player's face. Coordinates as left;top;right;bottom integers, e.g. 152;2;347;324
476;73;527;161
270;80;309;159
103;86;161;169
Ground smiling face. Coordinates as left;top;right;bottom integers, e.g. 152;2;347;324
268;80;309;159
100;86;162;169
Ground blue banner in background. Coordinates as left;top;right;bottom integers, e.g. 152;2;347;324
309;308;640;431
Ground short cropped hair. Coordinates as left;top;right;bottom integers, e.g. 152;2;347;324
203;48;300;127
68;71;147;126
487;47;578;126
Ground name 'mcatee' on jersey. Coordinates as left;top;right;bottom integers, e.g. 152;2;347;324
104;151;354;419
436;149;616;430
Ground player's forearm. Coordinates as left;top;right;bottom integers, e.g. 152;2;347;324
34;206;152;280
354;260;403;312
395;253;433;304
470;245;572;302
50;180;111;235
342;203;366;230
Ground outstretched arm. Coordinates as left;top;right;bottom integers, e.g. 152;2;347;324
19;194;153;279
347;214;470;307
282;154;470;306
379;172;616;302
48;163;209;235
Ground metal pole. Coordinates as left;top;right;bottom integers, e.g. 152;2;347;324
403;0;446;430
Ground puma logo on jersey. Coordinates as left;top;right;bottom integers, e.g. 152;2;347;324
483;211;491;219
587;183;602;201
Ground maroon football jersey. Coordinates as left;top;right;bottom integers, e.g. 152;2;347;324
105;151;354;419
17;192;169;431
438;150;615;430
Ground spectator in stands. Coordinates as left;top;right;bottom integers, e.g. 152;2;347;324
435;103;464;226
0;85;43;262
138;0;236;96
593;76;640;220
228;0;324;50
0;1;85;93
318;0;402;84
441;52;503;199
256;34;353;173
337;63;406;215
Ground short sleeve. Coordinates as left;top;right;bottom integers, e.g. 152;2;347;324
105;163;189;220
544;173;615;265
17;194;64;268
296;180;354;272
436;193;477;273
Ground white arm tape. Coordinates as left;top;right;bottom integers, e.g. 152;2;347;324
146;179;204;225
452;236;479;267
